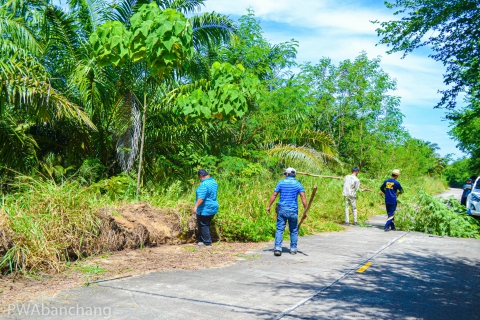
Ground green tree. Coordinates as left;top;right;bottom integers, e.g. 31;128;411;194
0;0;236;180
376;0;480;171
297;53;403;171
217;11;338;172
444;157;473;187
447;100;480;172
374;0;480;109
90;3;194;197
175;62;261;121
0;1;95;171
224;9;298;81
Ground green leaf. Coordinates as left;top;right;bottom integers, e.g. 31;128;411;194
163;52;176;65
163;35;176;52
111;35;121;48
174;20;186;35
139;21;153;37
223;102;233;115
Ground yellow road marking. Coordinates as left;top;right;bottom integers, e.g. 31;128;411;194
398;237;406;243
356;262;372;273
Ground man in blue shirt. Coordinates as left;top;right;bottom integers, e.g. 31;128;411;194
193;169;219;246
266;167;308;256
380;169;403;231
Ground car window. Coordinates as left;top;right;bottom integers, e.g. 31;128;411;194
475;180;480;191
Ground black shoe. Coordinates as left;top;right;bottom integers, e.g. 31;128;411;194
343;222;350;226
354;222;359;226
274;250;282;256
391;229;396;231
384;229;390;232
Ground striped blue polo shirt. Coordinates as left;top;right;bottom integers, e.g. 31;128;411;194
274;177;305;211
195;177;219;215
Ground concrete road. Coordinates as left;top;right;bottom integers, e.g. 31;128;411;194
4;222;480;320
435;188;463;201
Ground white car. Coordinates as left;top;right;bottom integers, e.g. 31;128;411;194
466;177;480;216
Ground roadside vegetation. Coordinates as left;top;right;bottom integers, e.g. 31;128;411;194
0;166;447;273
396;190;480;238
1;0;477;275
444;157;476;187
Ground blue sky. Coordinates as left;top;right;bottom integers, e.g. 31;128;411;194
202;0;463;158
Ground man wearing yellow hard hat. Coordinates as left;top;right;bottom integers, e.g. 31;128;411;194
380;169;404;231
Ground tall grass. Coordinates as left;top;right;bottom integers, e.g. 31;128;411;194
153;173;448;241
0;170;452;274
0;174;134;273
1;178;100;273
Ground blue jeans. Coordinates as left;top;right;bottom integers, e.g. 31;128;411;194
384;203;397;230
274;208;298;251
197;214;214;245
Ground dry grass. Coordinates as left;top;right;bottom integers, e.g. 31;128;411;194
1;177;102;273
0;175;198;274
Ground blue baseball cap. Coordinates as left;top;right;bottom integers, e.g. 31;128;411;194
197;169;209;176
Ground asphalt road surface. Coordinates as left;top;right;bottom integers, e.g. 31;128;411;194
435;188;463;201
4;212;480;320
4;189;480;319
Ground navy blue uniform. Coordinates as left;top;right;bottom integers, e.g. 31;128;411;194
380;179;403;230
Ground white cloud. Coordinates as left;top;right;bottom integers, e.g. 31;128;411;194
256;21;447;108
204;0;395;34
201;0;461;156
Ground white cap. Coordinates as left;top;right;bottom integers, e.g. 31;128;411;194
392;169;401;176
284;167;296;175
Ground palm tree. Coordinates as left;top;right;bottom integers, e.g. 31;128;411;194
0;3;94;171
68;0;236;197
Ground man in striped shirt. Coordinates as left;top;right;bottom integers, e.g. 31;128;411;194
193;169;219;246
267;167;308;256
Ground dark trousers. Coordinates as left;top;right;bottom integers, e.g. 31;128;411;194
384;203;397;230
196;214;214;245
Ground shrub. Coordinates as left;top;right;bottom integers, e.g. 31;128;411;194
395;189;480;238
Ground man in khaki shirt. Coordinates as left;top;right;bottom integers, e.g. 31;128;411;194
343;167;360;226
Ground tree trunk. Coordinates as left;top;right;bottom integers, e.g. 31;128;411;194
136;93;147;199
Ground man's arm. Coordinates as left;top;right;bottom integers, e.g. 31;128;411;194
300;192;308;209
379;182;386;196
380;182;386;193
193;198;204;214
193;184;207;214
396;183;404;197
354;179;361;191
266;192;278;213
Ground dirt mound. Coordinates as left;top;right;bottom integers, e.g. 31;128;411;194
95;202;196;252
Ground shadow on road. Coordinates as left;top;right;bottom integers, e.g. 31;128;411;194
268;249;480;320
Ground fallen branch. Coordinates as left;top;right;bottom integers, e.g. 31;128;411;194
298;185;317;230
296;171;343;180
295;171;373;192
